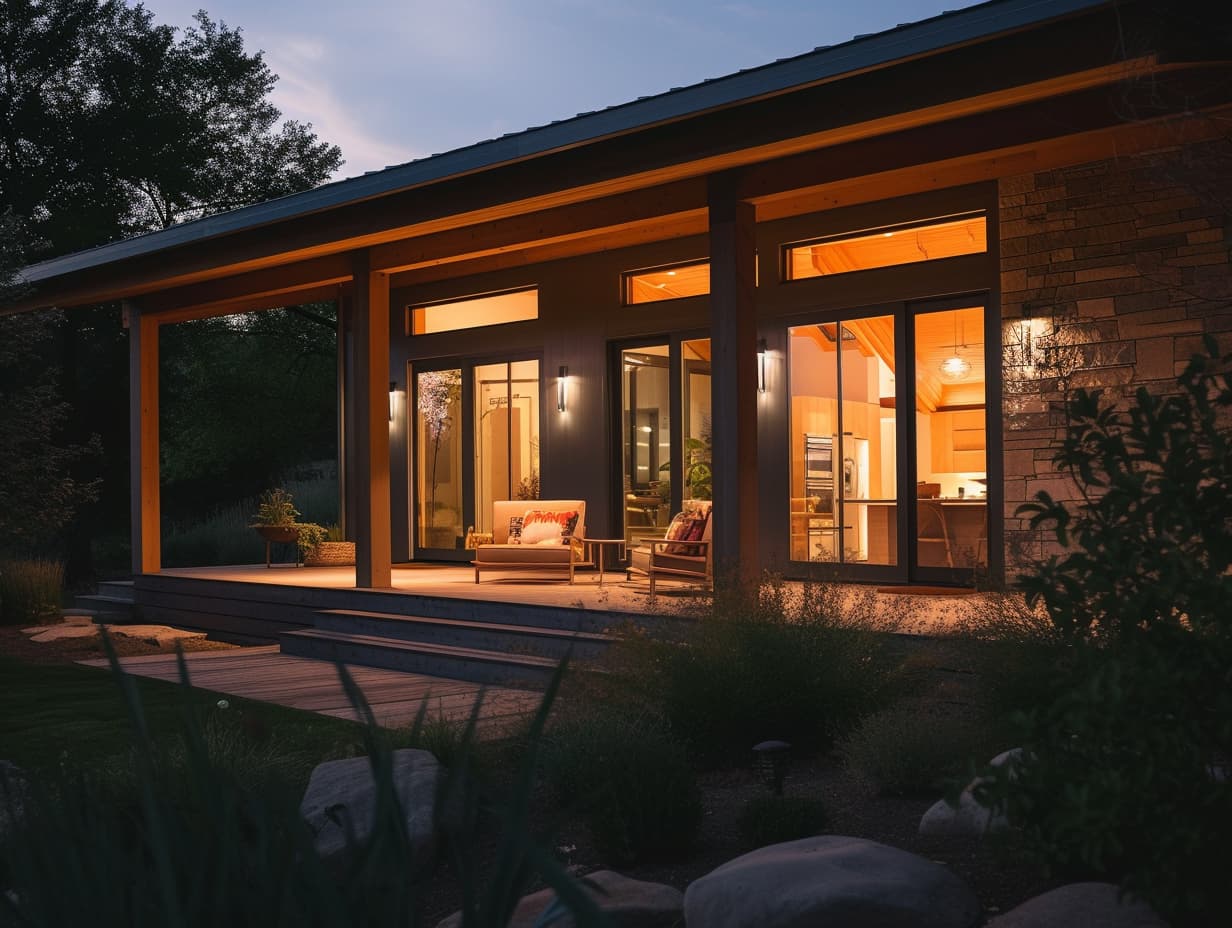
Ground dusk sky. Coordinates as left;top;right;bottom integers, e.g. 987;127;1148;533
141;1;959;180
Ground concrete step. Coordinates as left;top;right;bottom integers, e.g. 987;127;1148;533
279;628;561;687
314;608;612;661
72;594;136;622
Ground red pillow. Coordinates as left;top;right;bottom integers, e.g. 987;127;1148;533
665;511;707;555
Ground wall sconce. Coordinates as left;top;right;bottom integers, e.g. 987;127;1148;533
388;381;398;421
757;339;768;394
557;365;569;412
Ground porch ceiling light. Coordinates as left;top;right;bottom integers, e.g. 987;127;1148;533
557;365;569;412
758;338;768;393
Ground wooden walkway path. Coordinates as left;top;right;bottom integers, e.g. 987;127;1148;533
81;646;542;734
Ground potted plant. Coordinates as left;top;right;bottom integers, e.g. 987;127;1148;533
251;488;300;545
302;524;356;566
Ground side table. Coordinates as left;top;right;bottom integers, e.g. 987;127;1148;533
579;537;628;585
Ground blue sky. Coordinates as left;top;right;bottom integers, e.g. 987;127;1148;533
141;1;960;179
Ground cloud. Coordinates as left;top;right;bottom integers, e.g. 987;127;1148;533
265;38;421;179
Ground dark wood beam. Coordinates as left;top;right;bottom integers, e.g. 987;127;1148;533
141;254;352;315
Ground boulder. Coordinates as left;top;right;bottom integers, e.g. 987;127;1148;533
683;835;981;928
300;749;441;870
919;748;1021;837
988;883;1166;928
435;870;683;928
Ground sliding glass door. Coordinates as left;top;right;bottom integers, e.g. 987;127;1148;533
787;300;989;581
412;358;540;558
617;336;711;546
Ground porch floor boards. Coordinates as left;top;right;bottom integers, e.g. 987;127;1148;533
79;645;541;733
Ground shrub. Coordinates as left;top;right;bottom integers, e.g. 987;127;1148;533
0;652;606;927
0;558;64;625
612;578;897;766
977;344;1232;925
737;795;830;849
838;703;988;797
541;705;701;866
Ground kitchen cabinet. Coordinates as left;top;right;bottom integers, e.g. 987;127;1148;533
930;409;986;473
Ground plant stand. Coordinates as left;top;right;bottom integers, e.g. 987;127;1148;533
253;525;301;567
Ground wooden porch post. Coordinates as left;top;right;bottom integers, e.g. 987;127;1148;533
124;300;160;575
708;173;759;582
351;252;393;588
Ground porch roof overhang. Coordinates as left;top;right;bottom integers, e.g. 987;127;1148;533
5;0;1230;318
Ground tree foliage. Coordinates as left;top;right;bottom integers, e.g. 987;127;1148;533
0;212;99;554
0;1;344;573
0;0;342;256
978;344;1232;925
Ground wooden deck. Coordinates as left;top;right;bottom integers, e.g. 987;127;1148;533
81;645;542;733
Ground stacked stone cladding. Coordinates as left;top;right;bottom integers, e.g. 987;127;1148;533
997;137;1231;565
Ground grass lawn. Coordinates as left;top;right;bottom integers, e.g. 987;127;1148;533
0;654;368;789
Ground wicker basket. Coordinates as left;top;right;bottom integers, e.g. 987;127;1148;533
303;541;356;567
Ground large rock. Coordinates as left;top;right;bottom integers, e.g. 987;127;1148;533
300;749;441;870
919;748;1021;837
988;883;1166;928
436;870;683;928
683;835;981;928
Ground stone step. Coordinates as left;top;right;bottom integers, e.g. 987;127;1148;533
279;628;561;687
72;594;136;622
95;580;136;603
313;608;612;661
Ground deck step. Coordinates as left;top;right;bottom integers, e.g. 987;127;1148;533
313;608;612;660
96;580;136;603
279;628;561;687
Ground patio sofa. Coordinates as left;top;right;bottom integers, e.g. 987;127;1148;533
626;500;713;595
473;500;591;583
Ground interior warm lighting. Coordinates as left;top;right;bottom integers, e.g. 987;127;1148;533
388;381;398;421
939;355;972;382
758;338;768;393
625;261;710;304
557;365;569;412
786;213;986;281
410;288;538;335
938;314;971;383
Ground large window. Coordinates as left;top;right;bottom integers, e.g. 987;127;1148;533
409;288;538;335
623;261;710;304
785;214;986;281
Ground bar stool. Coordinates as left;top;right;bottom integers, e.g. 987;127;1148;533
917;500;954;568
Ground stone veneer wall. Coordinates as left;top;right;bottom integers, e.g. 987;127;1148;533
997;137;1231;566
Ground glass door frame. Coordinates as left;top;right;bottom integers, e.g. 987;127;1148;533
609;330;709;538
409;351;544;562
783;292;998;585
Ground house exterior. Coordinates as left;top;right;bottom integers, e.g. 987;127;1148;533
7;0;1231;592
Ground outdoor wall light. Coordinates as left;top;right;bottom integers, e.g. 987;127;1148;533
757;339;768;394
557;365;569;412
388;381;398;421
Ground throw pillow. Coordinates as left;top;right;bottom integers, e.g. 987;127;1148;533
519;519;562;545
508;515;524;544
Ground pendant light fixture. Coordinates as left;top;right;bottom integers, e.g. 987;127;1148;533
939;313;971;383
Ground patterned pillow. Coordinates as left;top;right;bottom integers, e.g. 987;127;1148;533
665;509;709;556
508;515;524;544
519;509;580;545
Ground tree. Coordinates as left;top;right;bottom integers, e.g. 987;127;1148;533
0;211;99;554
0;1;343;575
0;0;342;255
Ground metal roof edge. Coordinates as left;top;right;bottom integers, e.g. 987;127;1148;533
20;0;1110;286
